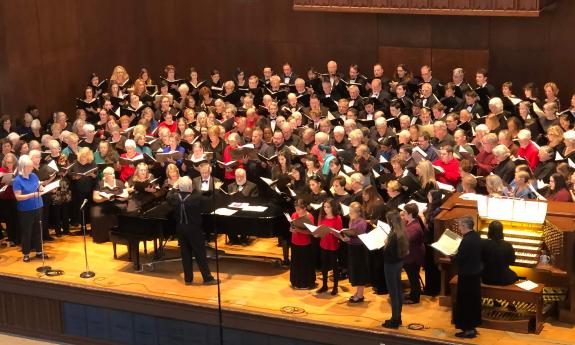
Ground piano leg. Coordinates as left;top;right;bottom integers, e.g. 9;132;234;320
129;239;141;271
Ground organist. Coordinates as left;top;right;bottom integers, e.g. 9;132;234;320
481;220;518;286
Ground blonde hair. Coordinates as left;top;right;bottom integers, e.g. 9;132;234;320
110;65;129;83
417;160;436;187
133;162;150;182
349;201;363;218
78;147;94;163
486;175;505;195
166;163;180;179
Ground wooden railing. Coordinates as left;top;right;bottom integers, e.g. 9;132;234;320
293;0;558;17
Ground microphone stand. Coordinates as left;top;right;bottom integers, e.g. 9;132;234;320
35;183;51;273
80;199;95;278
210;156;224;345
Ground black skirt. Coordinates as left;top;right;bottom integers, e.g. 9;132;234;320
454;274;482;330
290;243;316;289
347;244;369;286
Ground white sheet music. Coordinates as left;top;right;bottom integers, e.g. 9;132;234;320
516;280;538;291
431;229;462;256
41;180;60;195
340;204;350;217
436;181;455;191
242;205;268;212
398;200;428;213
228;202;249;209
358;225;390;251
213;208;238;216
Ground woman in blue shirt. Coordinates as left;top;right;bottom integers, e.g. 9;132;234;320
13;155;46;262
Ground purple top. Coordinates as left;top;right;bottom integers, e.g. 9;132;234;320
404;219;425;266
348;218;368;246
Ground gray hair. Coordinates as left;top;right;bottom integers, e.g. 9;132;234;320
124;139;136;149
459;216;475;231
17;154;33;175
489;97;504;112
178;176;194;193
492;144;510;158
103;166;115;176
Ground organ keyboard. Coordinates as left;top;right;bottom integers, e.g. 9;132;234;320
477;219;544;267
434;193;575;324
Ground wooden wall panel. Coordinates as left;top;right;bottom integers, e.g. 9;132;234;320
0;291;62;335
1;0;574;121
431;49;490;83
378;47;432;77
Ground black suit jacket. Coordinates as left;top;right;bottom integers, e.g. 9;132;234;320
192;176;222;196
533;160;556;183
227;181;259;198
493;157;516;184
280;74;297;86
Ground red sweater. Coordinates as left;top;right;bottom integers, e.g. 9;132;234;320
548;189;572;202
291;212;314;246
223;145;244;180
157;121;177;134
517;142;540;170
432;158;460;187
119;153;138;181
475;150;497;176
319;215;342;251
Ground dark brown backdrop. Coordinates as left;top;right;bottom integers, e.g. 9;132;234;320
0;0;573;123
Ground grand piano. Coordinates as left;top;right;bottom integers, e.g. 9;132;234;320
112;187;292;270
434;193;575;327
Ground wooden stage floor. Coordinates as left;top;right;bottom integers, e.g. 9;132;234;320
0;234;573;345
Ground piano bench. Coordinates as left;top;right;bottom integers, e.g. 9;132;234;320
110;229;157;270
450;275;545;334
110;231;132;261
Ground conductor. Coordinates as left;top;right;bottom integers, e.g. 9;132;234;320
166;176;218;285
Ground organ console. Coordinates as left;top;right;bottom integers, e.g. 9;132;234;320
434;193;575;325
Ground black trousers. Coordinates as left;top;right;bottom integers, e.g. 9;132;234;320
423;244;441;296
320;249;338;289
177;224;213;283
454;274;482;331
50;203;70;235
404;263;421;302
369;248;387;293
0;199;19;244
19;208;42;255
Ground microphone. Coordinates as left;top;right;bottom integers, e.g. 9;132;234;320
80;199;88;210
